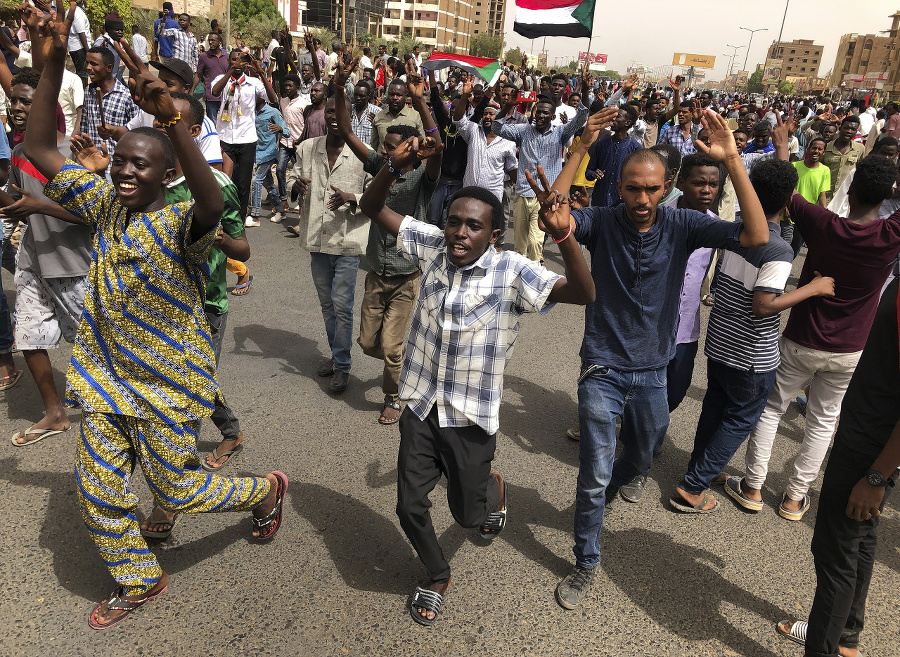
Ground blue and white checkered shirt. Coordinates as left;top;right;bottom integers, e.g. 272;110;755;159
494;103;587;197
350;103;382;145
163;27;198;72
397;216;561;434
80;80;138;158
658;123;702;157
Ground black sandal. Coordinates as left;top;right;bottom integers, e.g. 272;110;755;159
252;471;288;540
88;583;168;630
480;473;508;538
409;582;448;627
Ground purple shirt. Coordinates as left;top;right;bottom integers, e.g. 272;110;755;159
197;50;230;102
667;200;715;345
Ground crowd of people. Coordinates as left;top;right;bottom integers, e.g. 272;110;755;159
0;2;898;653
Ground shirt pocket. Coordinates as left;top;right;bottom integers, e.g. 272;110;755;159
461;292;502;330
420;278;447;314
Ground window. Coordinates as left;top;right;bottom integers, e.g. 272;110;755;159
474;29;479;33
804;50;809;55
803;59;807;63
475;10;479;14
789;58;794;62
801;67;806;71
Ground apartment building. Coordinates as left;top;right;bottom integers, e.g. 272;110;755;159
381;0;473;53
472;0;505;36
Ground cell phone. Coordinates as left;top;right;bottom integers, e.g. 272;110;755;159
518;91;536;103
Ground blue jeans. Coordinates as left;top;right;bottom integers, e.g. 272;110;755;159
249;159;279;216
309;253;360;373
205;100;221;122
276;145;294;203
574;363;669;568
427;177;463;229
680;359;776;494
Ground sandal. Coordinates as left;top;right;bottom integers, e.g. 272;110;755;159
669;489;718;514
252;471;288;541
778;493;811;521
140;506;179;539
88;582;168;630
201;438;244;472
0;369;22;392
777;619;807;645
480;473;508;538
11;424;70;446
378;400;401;425
231;275;253;296
409;582;449;627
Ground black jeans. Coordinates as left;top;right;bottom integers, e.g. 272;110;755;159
806;441;896;656
70;47;87;84
396;406;500;582
205;309;241;440
221;141;256;219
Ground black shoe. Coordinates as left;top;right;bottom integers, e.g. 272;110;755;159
317;359;335;377
620;475;647;503
330;370;350;393
604;484;620;507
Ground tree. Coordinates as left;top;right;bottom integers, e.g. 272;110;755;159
308;26;336;49
395;32;423;58
604;70;622;81
86;0;133;33
745;68;764;94
230;0;284;47
503;46;525;68
469;33;502;59
778;80;795;95
244;14;285;50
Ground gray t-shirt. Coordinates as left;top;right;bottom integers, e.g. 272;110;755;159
12;138;93;278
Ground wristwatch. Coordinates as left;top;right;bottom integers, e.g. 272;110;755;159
865;469;895;488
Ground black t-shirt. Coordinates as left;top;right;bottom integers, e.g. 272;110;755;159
2;26;19;75
834;277;900;459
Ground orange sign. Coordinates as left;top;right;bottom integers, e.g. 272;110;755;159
672;53;717;69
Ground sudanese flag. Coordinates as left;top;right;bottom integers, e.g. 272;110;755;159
513;0;595;39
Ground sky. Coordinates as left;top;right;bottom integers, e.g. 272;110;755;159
501;0;898;81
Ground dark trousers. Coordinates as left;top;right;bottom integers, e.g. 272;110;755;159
222;141;256;219
70;47;87;84
806;441;895;656
205;100;221;123
680;359;775;494
205;309;241;440
396;406;501;582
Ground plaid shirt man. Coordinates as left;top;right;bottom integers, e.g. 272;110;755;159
80;79;138;158
350;103;382;145
164;26;198;72
494;104;587;197
396;217;561;435
658;122;702;157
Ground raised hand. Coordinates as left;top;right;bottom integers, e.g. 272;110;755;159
623;73;638;91
524;164;554;205
691;98;702;122
580;106;619;149
113;38;177;120
70;133;110;174
526;165;572;239
695;109;739;163
570;186;590;210
460;72;473;97
416;135;443;161
333;55;358;88
405;59;425;100
389;136;421;170
669;75;682;92
34;0;76;58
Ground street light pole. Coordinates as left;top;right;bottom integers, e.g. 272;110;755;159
740;26;768;73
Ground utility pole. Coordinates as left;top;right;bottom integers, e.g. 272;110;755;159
740;26;768;73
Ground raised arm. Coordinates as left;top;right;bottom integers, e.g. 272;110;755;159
332;57;370;163
695;109;768;247
406;60;442;182
114;38;223;238
23;1;76;181
305;32;321;83
452;72;474;122
548;107;622;194
661;76;682;123
359;139;416;236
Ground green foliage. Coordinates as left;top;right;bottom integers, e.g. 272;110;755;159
307;26;336;49
230;0;285;48
86;0;133;33
604;70;622;81
745;68;764;94
395;32;423;58
778;80;795;95
355;32;378;46
469;33;502;59
503;46;525;67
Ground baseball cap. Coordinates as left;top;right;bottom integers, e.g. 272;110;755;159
150;59;194;87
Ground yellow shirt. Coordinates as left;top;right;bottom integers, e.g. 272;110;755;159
569;135;595;188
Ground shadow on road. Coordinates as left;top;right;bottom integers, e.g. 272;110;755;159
602;527;789;657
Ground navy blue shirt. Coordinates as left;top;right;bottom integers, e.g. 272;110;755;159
573;203;743;371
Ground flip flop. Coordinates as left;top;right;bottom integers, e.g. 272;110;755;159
230;275;253;296
201;441;244;472
11;424;69;447
140;507;179;539
88;582;168;630
777;619;807;645
0;369;22;392
669;490;718;514
378;400;401;425
252;471;288;541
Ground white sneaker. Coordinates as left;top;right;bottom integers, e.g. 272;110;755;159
270;211;285;223
244;216;261;227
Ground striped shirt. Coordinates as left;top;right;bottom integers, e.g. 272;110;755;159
44;162;220;423
494;104;587;197
397;216;561;434
163;27;198;72
350;103;382;145
705;222;793;372
81;80;138;158
453;115;518;202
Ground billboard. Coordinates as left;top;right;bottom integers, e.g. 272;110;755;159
537;53;547;68
762;59;782;84
672;53;716;69
578;52;608;64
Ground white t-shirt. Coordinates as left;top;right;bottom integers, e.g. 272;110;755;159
359;55;373;72
211;74;269;144
67;5;90;52
128;110;223;164
131;33;149;63
59;69;85;136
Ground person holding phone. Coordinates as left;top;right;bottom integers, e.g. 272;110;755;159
152;2;179;63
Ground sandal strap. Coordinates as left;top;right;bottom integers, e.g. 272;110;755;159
788;620;807;642
411;587;443;615
104;587;144;612
481;511;505;529
386;401;401;411
252;474;285;534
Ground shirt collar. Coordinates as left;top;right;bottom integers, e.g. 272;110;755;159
447;243;496;274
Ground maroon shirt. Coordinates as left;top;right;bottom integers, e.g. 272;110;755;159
784;194;900;352
197;50;230;102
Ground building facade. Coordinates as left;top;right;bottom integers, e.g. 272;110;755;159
306;0;386;42
472;0;505;36
763;38;824;84
829;12;900;98
381;0;473;53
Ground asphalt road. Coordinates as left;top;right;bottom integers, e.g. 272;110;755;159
1;213;897;657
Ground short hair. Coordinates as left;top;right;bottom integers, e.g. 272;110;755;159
842;114;860;125
875;136;899;151
387;79;406;93
621;148;667;179
754;121;772;132
807;136;827;149
620;103;638;127
363;47;371;55
127;127;176;170
354;80;371;95
87;46;114;68
170;91;204;128
588;98;605;114
732;129;749;139
449;185;504;232
678;152;721;181
551;73;568;83
749;159;798;215
649;143;681;179
207;31;219;41
271;30;278;38
679;101;693;110
162;1;174;10
387;124;422;140
10;67;40;90
283;73;301;87
853;156;899;206
179;13;190;21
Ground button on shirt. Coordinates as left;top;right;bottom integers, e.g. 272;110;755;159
254;103;291;162
81;80;138;157
197;50;230;102
452;115;517;202
279;95;305;148
212;74;269;144
821;140;864;201
495;104;587;197
163;27;198;72
658;122;701;157
350;103;382;145
397;216;561;434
